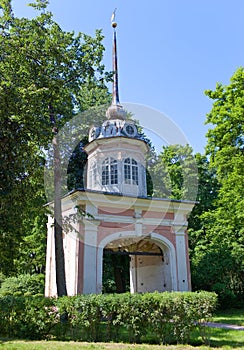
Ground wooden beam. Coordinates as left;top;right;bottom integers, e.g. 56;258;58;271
104;249;163;256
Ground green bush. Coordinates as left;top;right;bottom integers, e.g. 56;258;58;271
0;295;58;339
0;273;44;296
211;282;237;309
0;291;217;344
0;272;5;287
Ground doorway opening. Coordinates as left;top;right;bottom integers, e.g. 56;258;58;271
102;252;130;293
102;237;168;294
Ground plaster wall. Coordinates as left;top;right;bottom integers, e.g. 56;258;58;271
130;255;166;293
45;191;194;296
86;138;147;197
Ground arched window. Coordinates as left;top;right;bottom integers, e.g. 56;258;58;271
102;157;118;185
89;161;97;188
124;158;138;185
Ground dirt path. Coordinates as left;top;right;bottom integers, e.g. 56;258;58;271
204;322;244;330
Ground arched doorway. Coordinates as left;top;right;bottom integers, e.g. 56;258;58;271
102;249;130;293
101;234;173;293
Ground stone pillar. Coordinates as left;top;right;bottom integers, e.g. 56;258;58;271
174;223;189;291
82;202;99;294
45;215;57;297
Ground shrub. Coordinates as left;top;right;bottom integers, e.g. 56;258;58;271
0;291;217;344
0;273;44;296
211;282;237;309
0;272;5;287
0;295;58;339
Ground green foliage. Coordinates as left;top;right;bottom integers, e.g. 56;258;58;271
16;212;47;275
0;295;58;339
0;272;5;287
148;144;198;200
102;253;130;294
0;273;44;296
190;67;244;306
191;245;242;308
0;0;110;277
0;292;217;344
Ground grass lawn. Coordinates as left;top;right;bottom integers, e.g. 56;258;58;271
213;308;244;326
0;341;228;349
1;327;243;350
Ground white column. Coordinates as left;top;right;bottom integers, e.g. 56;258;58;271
130;255;137;293
83;219;99;294
45;215;57;297
96;246;103;293
175;227;189;291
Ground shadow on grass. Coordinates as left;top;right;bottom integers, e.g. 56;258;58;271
213;308;244;326
206;328;244;348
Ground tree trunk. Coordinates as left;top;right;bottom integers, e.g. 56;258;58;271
112;254;126;293
52;131;67;297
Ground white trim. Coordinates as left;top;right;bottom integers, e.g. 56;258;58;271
83;221;98;294
175;232;188;291
149;232;178;291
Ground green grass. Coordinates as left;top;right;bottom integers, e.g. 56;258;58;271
1;327;243;350
190;326;244;349
212;308;244;326
207;328;244;348
194;308;244;349
0;341;227;349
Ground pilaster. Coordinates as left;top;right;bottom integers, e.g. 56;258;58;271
82;218;99;294
174;225;189;291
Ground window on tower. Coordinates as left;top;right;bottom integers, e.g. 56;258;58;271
124;158;138;185
90;161;98;188
102;157;118;185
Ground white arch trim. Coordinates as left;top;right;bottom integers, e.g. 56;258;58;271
96;231;178;293
149;232;177;291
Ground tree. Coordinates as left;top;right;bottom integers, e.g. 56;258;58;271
0;0;110;295
148;144;198;200
191;67;244;303
187;153;219;251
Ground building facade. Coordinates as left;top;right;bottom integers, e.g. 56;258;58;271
45;19;195;297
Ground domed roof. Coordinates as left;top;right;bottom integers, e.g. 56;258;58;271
106;104;126;120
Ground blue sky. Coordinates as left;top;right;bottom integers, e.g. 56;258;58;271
12;0;244;153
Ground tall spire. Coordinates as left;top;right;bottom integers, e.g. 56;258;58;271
106;9;126;120
112;24;120;105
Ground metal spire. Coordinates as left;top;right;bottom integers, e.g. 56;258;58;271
111;9;120;105
106;9;126;120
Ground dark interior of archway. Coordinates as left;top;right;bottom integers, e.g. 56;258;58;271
102;238;164;293
102;252;130;293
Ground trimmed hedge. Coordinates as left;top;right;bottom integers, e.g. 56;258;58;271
0;291;217;344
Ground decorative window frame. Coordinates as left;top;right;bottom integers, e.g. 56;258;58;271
124;157;139;185
89;160;97;188
102;157;118;186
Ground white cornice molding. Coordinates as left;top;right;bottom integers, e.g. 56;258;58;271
84;136;149;154
60;190;196;214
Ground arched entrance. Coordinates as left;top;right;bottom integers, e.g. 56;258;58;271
99;232;176;293
102;248;130;293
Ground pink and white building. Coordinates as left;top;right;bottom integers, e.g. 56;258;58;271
45;19;195;297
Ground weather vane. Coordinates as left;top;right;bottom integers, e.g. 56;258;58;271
111;8;117;28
